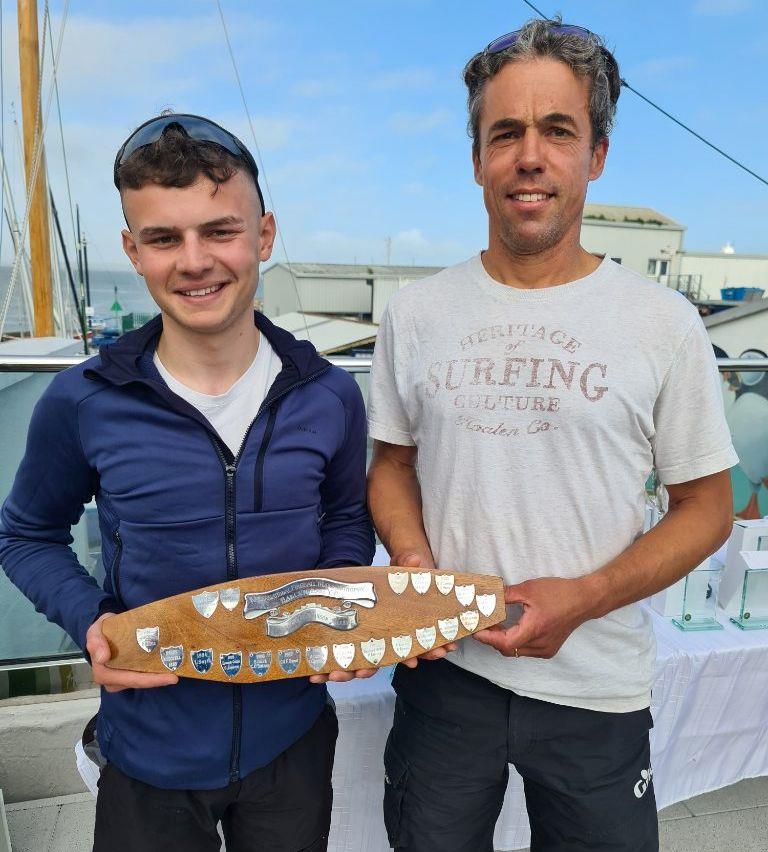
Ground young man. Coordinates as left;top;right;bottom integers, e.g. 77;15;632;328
366;20;736;852
0;114;374;851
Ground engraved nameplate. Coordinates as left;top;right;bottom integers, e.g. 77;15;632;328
243;578;376;619
136;627;159;653
265;604;358;637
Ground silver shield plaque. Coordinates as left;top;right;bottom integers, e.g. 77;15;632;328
416;626;436;650
219;587;241;611
136;626;159;653
220;652;242;677
411;572;432;594
392;634;413;658
160;645;183;671
332;643;355;669
438;617;459;641
278;649;301;675
455;584;475;607
435;574;455;595
191;648;213;674
361;637;386;666
387;572;409;595
460;610;479;632
249;651;272;677
192;590;219;619
476;593;497;617
305;645;328;672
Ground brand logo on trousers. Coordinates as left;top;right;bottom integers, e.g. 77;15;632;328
633;766;653;799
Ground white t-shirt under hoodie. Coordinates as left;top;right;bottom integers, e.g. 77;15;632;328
368;253;737;713
154;336;281;457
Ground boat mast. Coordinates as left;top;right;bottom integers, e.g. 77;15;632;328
17;0;53;336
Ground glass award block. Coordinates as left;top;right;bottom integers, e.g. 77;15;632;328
672;567;724;631
730;567;768;630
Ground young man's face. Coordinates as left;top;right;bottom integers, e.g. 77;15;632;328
473;57;608;256
121;169;275;338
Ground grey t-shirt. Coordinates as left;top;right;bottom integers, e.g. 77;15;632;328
368;253;737;712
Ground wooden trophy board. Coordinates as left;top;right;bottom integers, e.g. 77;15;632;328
101;566;505;682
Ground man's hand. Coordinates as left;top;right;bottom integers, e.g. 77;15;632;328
87;612;179;693
308;552;457;684
473;577;593;659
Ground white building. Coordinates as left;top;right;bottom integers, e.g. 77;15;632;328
260;262;441;323
581;203;768;301
580;203;686;284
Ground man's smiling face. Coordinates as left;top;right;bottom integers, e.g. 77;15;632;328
473;57;608;256
121;169;275;338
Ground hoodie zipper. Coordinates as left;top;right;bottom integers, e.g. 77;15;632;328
209;364;330;784
111;530;125;609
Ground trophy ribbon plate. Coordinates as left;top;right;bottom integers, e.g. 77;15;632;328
101;565;505;682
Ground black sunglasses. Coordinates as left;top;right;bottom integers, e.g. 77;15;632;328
486;23;595;54
114;113;266;215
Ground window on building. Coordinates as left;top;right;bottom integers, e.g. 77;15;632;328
647;259;668;277
611;257;622;264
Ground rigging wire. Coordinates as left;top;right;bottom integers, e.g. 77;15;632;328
520;0;767;188
0;0;5;272
214;0;309;342
0;0;71;339
46;9;78;256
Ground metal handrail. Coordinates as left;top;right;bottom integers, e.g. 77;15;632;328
0;354;375;372
0;355;763;372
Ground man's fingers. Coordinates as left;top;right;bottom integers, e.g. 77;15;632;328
309;668;378;684
473;621;537;654
98;668;178;690
91;636;111;665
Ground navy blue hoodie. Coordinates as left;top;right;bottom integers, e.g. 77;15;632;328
0;312;375;788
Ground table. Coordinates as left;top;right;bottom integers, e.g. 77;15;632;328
327;608;768;851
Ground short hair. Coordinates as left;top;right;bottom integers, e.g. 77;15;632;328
463;17;622;155
116;124;248;194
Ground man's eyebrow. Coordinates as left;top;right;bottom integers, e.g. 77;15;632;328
541;112;578;128
486;117;525;137
137;216;246;240
200;215;246;229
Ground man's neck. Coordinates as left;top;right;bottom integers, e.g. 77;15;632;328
155;314;261;395
482;232;602;290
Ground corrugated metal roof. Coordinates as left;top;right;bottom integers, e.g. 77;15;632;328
583;204;683;229
266;262;442;279
270;312;378;355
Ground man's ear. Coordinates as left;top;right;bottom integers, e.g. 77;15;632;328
473;149;484;187
258;212;277;262
122;228;143;276
588;137;609;182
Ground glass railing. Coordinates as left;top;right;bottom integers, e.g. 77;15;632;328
0;354;763;691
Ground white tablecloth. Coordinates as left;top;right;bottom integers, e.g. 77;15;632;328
327;608;768;852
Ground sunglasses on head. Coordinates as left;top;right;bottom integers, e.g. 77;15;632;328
486;22;595;54
113;113;266;215
484;22;621;100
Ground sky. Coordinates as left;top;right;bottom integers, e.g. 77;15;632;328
0;0;766;272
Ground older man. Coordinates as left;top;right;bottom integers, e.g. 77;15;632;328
366;19;736;852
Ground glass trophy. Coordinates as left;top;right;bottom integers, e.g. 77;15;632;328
672;567;724;631
729;567;768;630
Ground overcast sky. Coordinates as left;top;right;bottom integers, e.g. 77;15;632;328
0;0;766;270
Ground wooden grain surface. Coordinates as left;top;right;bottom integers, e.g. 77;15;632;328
102;566;505;682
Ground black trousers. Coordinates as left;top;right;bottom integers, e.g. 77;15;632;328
93;702;338;852
384;659;659;852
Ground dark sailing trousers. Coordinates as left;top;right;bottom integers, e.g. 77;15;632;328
93;702;337;852
384;659;659;852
